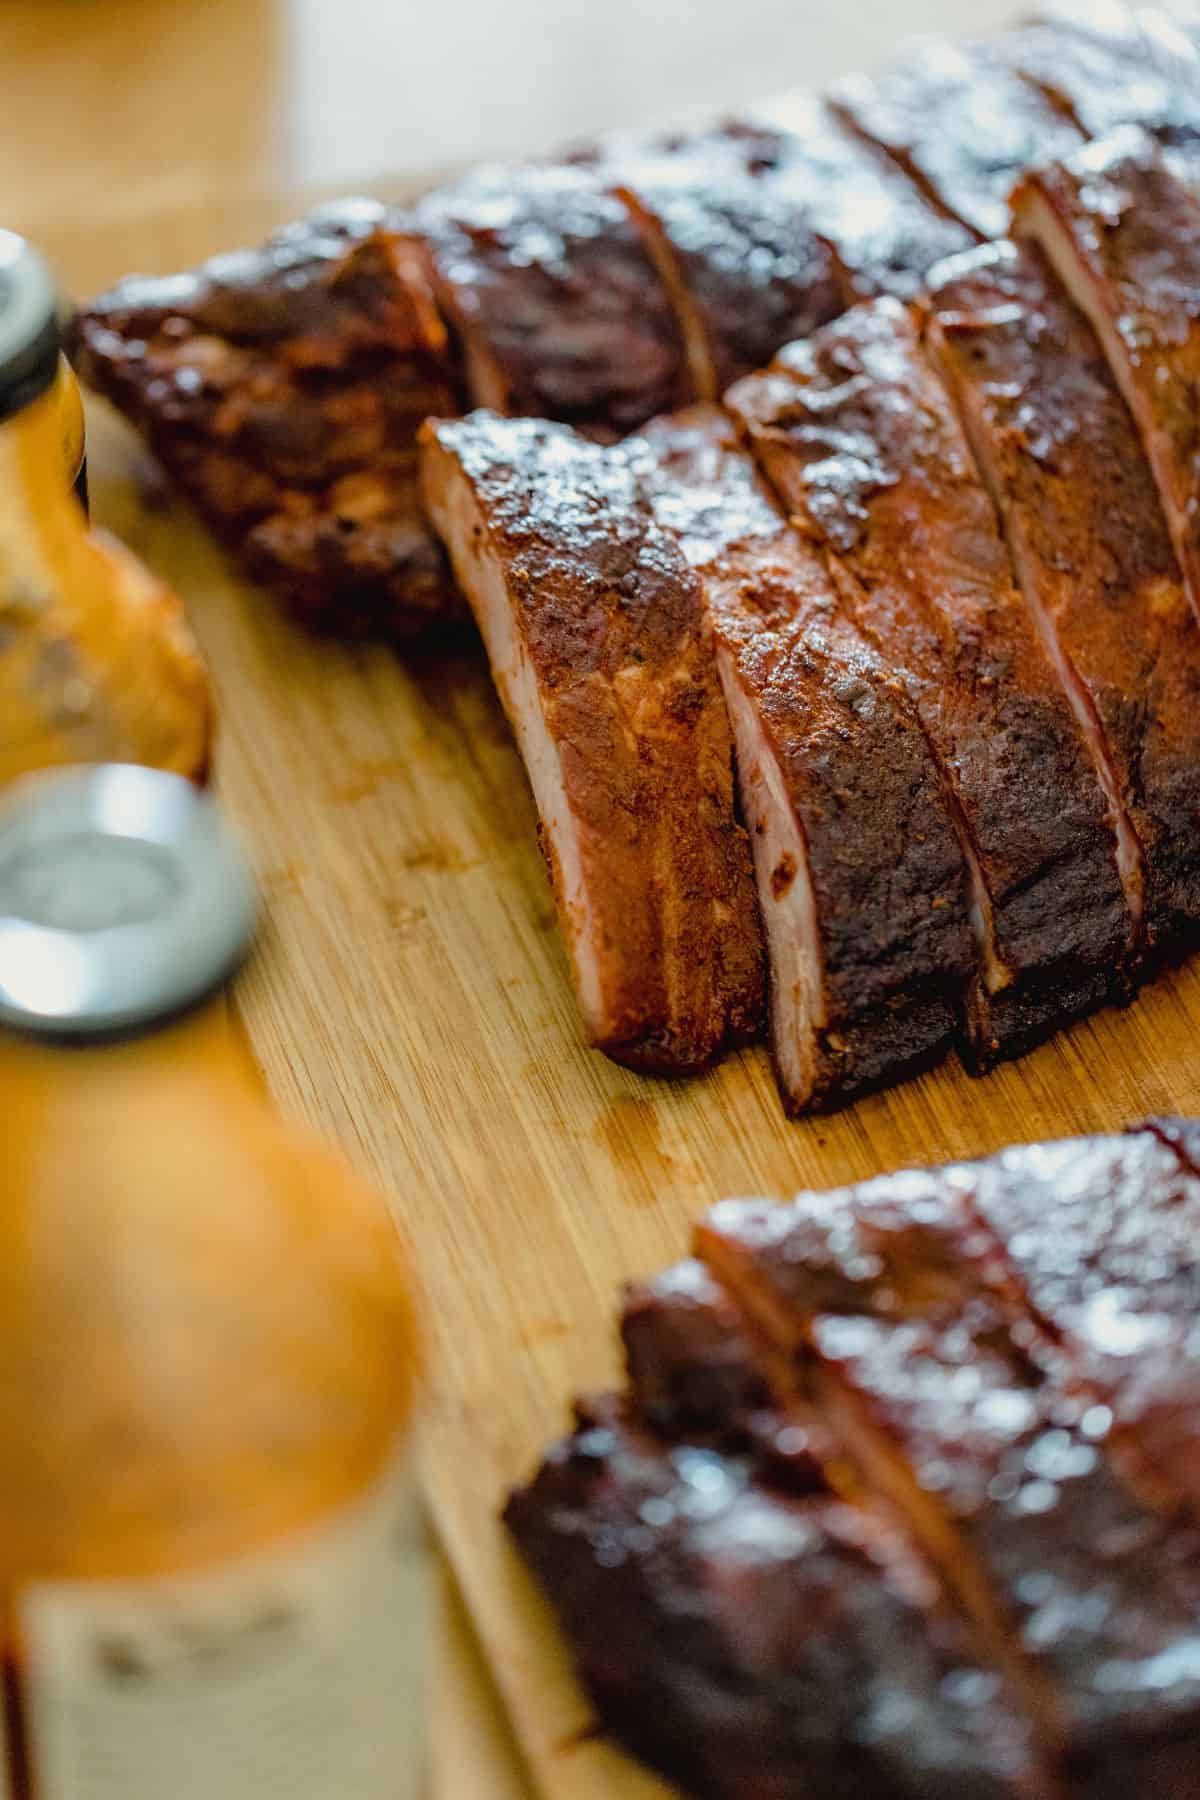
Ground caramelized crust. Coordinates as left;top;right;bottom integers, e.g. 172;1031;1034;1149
951;1131;1200;1515
69;201;465;638
1146;1113;1200;1178
620;1259;778;1444
420;413;763;1073
926;238;1200;953
828;38;1083;240
1013;130;1200;630
416;165;691;434
728;299;1129;1068
611;145;847;396
1002;6;1200;144
632;406;971;1112
570;107;972;325
726;98;976;301
699;1177;1200;1778
516;1128;1200;1797
506;1397;1044;1800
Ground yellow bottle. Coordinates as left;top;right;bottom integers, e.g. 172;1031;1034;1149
0;232;210;787
0;765;425;1799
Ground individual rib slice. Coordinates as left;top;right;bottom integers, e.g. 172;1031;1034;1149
621;1259;837;1489
726;97;977;301
1004;4;1200;145
69;200;465;638
1013;129;1200;628
609;141;847;397
415;165;690;436
926;238;1200;952
506;1397;1046;1800
621;1259;777;1441
419;413;763;1073
948;1129;1200;1517
727;300;1129;1069
699;1177;1200;1787
629;405;971;1112
828;38;1084;240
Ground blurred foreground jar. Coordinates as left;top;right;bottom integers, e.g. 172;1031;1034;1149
0;232;210;787
0;765;426;1799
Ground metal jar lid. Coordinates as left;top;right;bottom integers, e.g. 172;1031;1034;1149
0;230;61;424
0;765;257;1040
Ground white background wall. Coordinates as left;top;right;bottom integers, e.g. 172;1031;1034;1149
284;0;1024;187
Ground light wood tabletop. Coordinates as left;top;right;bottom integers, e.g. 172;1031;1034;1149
0;1;1031;1792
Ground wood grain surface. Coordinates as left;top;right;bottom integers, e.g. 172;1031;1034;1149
17;1;1199;1793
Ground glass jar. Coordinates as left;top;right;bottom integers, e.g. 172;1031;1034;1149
0;764;428;1800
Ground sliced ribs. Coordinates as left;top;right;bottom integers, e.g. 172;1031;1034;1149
416;165;691;436
629;404;971;1112
1013;130;1200;628
419;413;763;1073
621;1259;777;1444
1147;1112;1200;1176
828;39;1084;240
699;1175;1200;1788
505;1397;1046;1800
69;200;465;638
727;299;1130;1068
514;1128;1200;1796
926;238;1200;952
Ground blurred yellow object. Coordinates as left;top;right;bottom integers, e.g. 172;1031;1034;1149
0;231;211;788
53;349;88;507
0;766;426;1797
0;997;420;1585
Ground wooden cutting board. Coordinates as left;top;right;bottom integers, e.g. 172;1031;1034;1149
74;192;1200;1800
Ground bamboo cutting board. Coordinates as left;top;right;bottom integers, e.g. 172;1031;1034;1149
74;192;1200;1800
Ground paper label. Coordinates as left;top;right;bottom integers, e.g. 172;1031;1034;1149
15;1452;427;1800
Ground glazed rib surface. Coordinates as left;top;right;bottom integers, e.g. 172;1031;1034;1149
70;200;465;638
513;1128;1200;1798
699;1169;1200;1781
416;165;691;435
620;1259;779;1446
1004;5;1200;145
949;1131;1200;1515
611;144;847;397
506;1397;1044;1800
731;97;977;301
829;38;1084;239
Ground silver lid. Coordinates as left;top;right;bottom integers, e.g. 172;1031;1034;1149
0;231;61;423
0;764;257;1039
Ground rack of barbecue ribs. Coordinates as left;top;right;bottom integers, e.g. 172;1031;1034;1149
71;4;1199;638
419;124;1200;1105
509;1122;1200;1800
70;3;1200;1110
